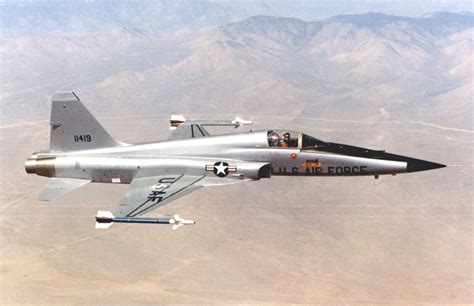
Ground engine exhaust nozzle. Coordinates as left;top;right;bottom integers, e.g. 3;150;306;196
25;158;37;174
24;154;55;177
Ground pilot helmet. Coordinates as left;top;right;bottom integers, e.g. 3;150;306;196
269;132;280;146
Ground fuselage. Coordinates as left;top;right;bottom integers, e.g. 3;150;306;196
25;130;444;184
25;92;448;227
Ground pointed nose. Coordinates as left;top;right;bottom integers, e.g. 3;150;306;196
406;159;446;173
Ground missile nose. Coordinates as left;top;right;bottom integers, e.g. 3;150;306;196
407;159;446;173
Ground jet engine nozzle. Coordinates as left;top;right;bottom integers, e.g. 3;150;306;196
25;158;37;174
24;154;56;177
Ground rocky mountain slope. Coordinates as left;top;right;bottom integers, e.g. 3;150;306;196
1;5;472;130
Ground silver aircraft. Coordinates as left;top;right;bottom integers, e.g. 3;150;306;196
25;92;446;229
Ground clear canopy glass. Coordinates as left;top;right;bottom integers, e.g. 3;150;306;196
267;130;326;149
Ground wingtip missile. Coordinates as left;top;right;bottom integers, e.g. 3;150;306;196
95;211;195;230
232;116;253;127
169;114;252;130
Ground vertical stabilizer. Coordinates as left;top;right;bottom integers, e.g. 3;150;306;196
49;92;122;151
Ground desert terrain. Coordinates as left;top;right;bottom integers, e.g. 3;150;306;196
0;114;472;304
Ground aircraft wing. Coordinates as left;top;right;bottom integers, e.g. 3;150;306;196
112;174;204;218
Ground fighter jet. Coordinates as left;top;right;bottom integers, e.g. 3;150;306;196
25;92;446;229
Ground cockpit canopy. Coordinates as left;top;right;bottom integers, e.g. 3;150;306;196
267;130;327;150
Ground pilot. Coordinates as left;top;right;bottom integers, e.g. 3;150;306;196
279;132;290;147
269;131;280;147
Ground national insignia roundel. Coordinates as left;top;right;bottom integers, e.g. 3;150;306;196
213;161;229;177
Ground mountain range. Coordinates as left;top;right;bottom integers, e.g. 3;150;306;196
0;3;472;130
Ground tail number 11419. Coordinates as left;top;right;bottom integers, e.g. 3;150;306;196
74;134;92;142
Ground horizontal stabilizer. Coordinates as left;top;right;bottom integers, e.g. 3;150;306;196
39;178;90;201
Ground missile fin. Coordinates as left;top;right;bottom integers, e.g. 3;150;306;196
97;210;114;219
95;210;114;229
95;222;113;229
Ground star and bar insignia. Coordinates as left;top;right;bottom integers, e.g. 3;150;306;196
205;162;237;177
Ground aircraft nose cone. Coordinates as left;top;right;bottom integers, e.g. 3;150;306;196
407;159;446;172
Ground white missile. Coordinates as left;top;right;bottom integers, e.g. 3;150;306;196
232;116;253;127
169;115;253;130
95;211;195;230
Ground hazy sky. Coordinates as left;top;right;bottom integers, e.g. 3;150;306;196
264;0;473;20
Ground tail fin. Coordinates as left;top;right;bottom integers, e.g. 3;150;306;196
49;92;122;151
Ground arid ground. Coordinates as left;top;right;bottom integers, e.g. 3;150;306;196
0;115;471;304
